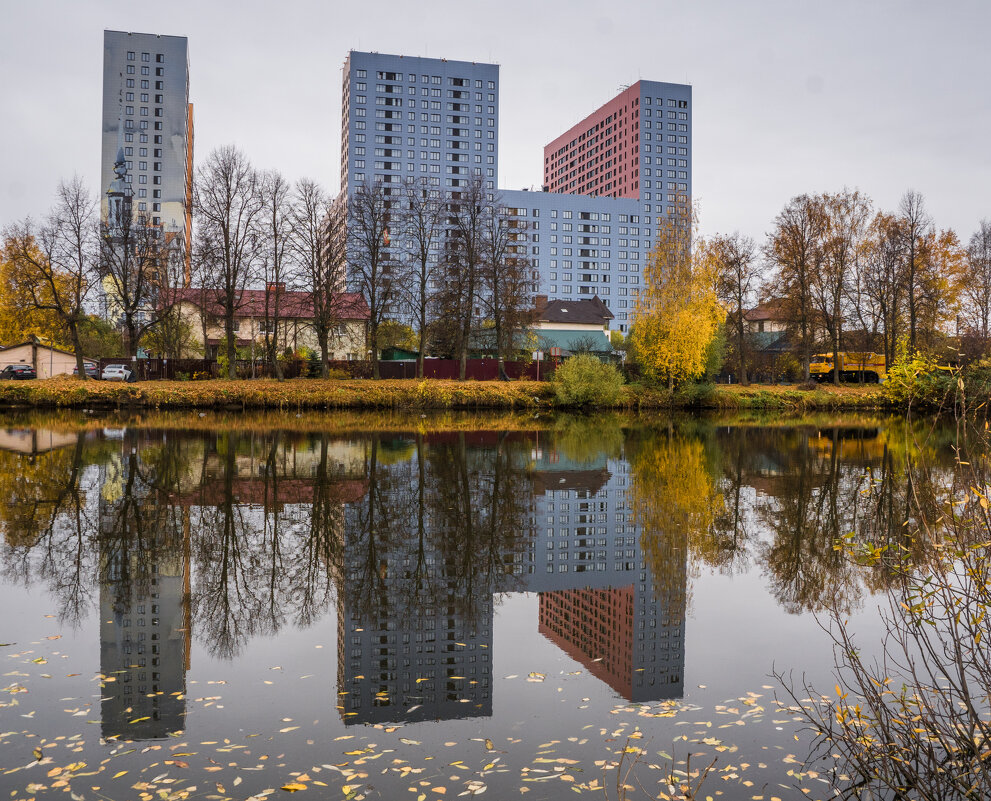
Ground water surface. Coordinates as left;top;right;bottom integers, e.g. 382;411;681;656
0;412;961;799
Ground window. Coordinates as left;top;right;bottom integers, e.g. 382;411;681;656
141;52;150;62
127;65;135;74
156;53;164;63
141;66;149;75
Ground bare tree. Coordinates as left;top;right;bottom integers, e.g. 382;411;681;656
193;146;264;378
143;226;197;360
862;212;906;368
99;202;178;357
3;177;97;377
766;195;826;380
347;180;401;379
480;199;534;363
442;175;487;379
398;177;443;378
964;219;991;352
293;180;340;377
712;232;760;385
898;190;932;352
259;170;293;380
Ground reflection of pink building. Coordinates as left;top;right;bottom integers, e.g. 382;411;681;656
539;586;635;698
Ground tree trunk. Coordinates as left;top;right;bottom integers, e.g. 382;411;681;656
69;319;88;380
370;320;380;379
418;312;426;380
736;317;748;386
832;330;841;386
225;312;237;380
318;329;330;378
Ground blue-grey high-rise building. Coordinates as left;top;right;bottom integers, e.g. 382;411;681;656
340;52;499;198
337;51;691;333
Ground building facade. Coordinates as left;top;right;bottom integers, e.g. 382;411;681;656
101;30;193;270
173;287;370;360
336;52;690;334
340;51;500;200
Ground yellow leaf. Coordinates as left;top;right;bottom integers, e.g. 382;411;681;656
281;782;307;792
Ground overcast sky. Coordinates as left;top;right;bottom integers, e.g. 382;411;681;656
2;0;989;244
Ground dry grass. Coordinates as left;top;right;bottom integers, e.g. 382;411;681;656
0;377;888;412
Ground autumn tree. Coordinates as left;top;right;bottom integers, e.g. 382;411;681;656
193;146;264;378
963;220;991;352
766;194;826;380
812;190;872;385
2;177;98;377
0;236;70;348
914;227;964;353
629;211;725;388
347;179;402;379
398;176;443;377
712;232;760;385
294;179;340;377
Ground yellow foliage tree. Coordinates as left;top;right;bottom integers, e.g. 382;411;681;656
629;212;725;387
0;237;70;347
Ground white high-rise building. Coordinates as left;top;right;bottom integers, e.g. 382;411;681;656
101;30;193;273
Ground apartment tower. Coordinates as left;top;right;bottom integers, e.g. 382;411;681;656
101;30;193;272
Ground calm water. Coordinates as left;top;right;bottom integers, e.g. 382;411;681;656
0;412;963;800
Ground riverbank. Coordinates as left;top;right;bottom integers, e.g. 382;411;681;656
0;376;887;411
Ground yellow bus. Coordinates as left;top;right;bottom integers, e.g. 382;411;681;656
809;352;886;383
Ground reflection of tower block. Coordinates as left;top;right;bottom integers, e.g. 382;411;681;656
337;600;493;725
538;575;684;702
100;541;190;741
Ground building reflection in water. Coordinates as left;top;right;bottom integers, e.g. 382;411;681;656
528;439;686;702
97;441;192;741
336;429;688;725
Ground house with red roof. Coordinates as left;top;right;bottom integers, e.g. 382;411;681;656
173;285;370;360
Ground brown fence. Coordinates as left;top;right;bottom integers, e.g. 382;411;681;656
95;357;557;381
376;358;557;380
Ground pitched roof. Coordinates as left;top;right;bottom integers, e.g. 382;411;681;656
537;295;614;325
744;298;791;322
175;288;370;321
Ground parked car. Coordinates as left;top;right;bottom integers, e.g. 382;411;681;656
72;364;100;379
0;364;37;380
101;364;137;382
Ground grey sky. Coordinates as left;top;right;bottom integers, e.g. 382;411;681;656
2;0;989;244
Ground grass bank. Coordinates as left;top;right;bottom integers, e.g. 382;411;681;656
0;377;887;411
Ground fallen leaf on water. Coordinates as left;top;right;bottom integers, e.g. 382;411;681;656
281;782;307;792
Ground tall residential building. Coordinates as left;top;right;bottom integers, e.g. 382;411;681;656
101;30;193;273
335;53;689;333
340;52;500;199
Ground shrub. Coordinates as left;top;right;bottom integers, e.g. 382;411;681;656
881;340;955;410
553;354;624;408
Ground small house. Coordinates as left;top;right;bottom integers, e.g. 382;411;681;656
533;295;614;356
0;337;97;379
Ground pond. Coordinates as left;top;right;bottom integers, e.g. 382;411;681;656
0;411;965;800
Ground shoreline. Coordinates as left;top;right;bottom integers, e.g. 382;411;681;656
0;377;887;411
